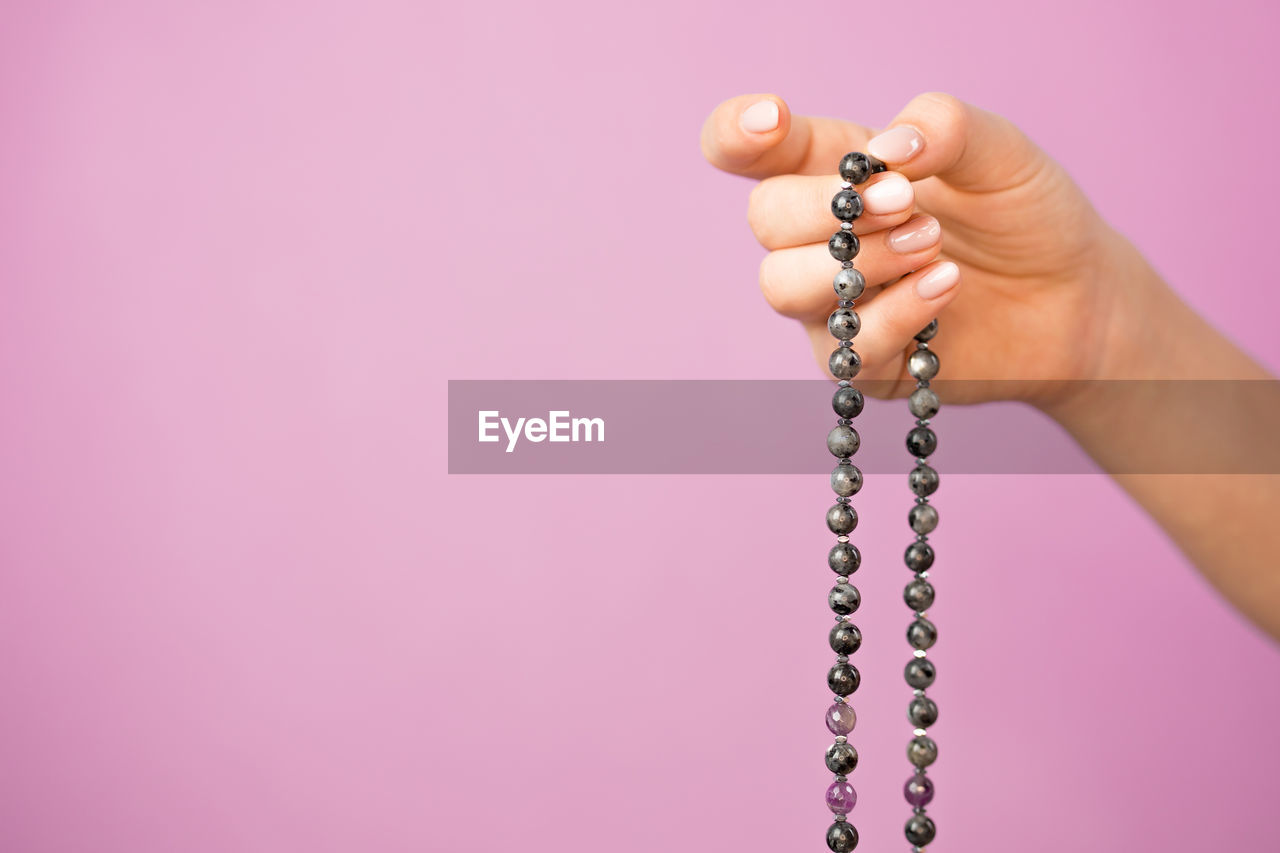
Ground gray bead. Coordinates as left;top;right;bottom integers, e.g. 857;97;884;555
908;465;940;497
829;347;862;380
827;425;860;458
831;189;864;222
908;696;938;728
907;387;940;419
828;542;861;576
833;268;866;301
905;427;937;457
905;814;936;846
827;504;858;535
832;386;864;419
827;662;860;696
829;621;862;655
826;741;859;774
915;319;938;342
828;309;861;341
908;504;938;535
904;542;935;571
907;735;937;768
826;821;858;853
904;657;936;689
829;583;861;615
903;578;935;611
838;151;878;184
831;463;863;498
907;618;938;651
907;349;940;381
828;231;860;262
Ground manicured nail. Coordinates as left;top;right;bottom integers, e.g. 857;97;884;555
888;216;940;254
861;173;913;214
739;100;779;133
867;125;925;164
916;262;960;300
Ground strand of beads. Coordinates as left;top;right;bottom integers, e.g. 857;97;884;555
902;320;942;850
823;151;885;853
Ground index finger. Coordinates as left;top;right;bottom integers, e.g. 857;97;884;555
699;94;875;179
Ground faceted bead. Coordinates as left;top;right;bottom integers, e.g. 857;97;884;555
826;781;858;815
904;773;935;807
831;189;864;221
825;701;858;735
903;578;935;611
828;663;860;696
827;503;858;535
838;151;875;184
907;349;940;381
908;503;938;534
831;463;863;498
908;464;940;497
833;268;866;300
826;741;859;774
829;621;862;655
826;820;859;852
907;735;938;768
915;319;938;342
829;347;862;380
905;814;937;846
908;696;939;728
907;387;940;419
828;309;861;340
832;386;865;419
905;542;935;571
906;426;937;457
828;542;861;575
904;657;936;689
828;231;860;262
827;425;860;458
907;618;938;650
829;584;861;615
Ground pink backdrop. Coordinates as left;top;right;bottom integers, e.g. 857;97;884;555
2;1;1278;850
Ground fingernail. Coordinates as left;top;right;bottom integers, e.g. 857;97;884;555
861;173;913;214
916;262;960;299
739;100;779;133
888;216;940;254
867;125;925;164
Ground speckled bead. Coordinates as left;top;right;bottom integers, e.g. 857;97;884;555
904;542;935;571
829;621;863;655
904;657;936;689
832;386;864;419
829;347;862;380
906;426;937;458
908;503;938;535
906;618;938;651
826;821;859;852
828;542;861;575
907;349;940;381
833;268;866;301
908;696;939;728
838;151;885;184
831;189;864;221
828;309;861;340
907;387;940;420
825;741;859;774
903;578;935;611
907;735;938;768
915;319;938;342
831;462;864;498
828;231;860;262
908;465;940;497
829;583;861;615
827;503;858;535
827;425;860;458
905;814;936;846
827;663;861;696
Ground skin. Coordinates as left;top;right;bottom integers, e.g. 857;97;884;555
701;92;1280;640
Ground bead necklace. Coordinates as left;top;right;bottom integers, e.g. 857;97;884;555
822;151;941;853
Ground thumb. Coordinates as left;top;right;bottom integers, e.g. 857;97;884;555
866;92;1046;193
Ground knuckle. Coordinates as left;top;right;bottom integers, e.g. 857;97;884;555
746;180;776;246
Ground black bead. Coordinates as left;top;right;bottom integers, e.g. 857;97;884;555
829;621;862;655
828;583;861;615
908;735;938;768
908;503;939;535
832;386;864;419
828;230;860;262
906;426;937;457
825;741;859;774
907;618;938;650
827;662;860;696
826;821;859;852
905;542;935;571
915;319;938;341
827;503;858;535
903;578;935;610
908;464;940;497
838;151;875;184
831;463;863;498
831;189;864;221
827;425;860;458
905;814;936;846
828;542;861;576
908;696;939;728
828;309;860;340
829;348;862;380
904;657;937;689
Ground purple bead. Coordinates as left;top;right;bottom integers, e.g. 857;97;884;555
826;781;857;815
904;772;934;807
825;702;857;735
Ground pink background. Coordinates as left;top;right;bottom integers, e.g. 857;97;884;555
2;1;1279;850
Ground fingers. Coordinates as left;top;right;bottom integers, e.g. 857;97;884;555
865;92;1047;193
700;94;874;179
804;260;962;383
748;171;916;250
760;215;943;320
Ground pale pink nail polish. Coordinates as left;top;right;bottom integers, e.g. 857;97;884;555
888;217;940;253
861;173;913;214
739;101;779;133
867;126;925;164
916;262;960;300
